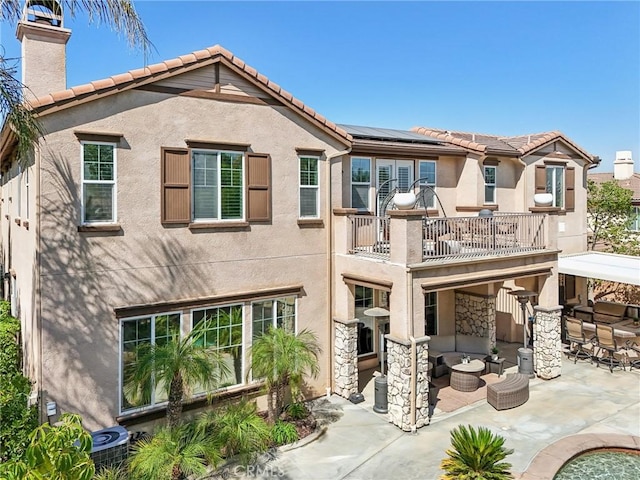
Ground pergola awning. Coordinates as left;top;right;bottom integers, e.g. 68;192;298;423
558;252;640;286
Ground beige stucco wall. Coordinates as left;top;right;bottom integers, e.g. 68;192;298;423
1;158;39;390
34;89;346;429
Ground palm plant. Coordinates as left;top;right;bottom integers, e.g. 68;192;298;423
440;424;514;480
124;325;230;429
196;399;271;465
0;1;151;164
129;423;221;480
250;328;320;424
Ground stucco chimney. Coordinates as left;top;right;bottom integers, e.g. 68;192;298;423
614;150;634;180
16;0;71;102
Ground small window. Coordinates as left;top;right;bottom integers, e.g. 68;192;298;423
192;150;244;221
546;166;564;208
299;156;319;218
425;292;438;336
355;285;374;356
629;206;640;232
484;166;496;204
82;142;116;224
25;168;29;220
418;160;437;209
351;157;371;210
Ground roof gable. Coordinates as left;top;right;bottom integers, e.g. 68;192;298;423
28;45;351;146
411;126;594;161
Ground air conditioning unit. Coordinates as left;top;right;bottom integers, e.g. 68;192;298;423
90;425;129;470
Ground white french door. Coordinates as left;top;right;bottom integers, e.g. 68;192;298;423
376;159;414;216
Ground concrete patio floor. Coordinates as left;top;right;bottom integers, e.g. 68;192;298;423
252;350;640;480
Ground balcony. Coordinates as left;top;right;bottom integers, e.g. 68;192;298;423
347;212;548;264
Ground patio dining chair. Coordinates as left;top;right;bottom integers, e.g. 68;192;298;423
625;341;640;371
564;316;594;363
594;323;626;372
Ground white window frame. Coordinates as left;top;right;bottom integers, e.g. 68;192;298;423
299;155;320;218
191;149;245;222
418;160;437;209
119;311;183;415
546;165;564;208
16;165;22;218
81;141;117;225
355;285;375;357
351;157;371;211
484;165;497;204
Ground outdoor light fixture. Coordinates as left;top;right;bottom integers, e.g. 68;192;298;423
509;290;537;349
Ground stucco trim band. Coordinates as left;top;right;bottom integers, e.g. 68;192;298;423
341;273;392;292
114;284;304;318
421;266;551;292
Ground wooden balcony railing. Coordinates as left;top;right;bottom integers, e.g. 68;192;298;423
348;213;547;262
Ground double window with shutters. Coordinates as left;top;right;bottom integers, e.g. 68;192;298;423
535;163;575;211
161;146;271;224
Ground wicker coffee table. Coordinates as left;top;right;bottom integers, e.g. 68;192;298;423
450;359;485;392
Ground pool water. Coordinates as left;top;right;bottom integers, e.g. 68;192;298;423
554;450;640;480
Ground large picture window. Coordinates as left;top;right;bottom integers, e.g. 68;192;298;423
351;157;371;210
546;166;564;208
120;313;181;412
418;160;437;209
192;305;244;388
252;297;296;338
193;150;244;221
299;156;319;218
82;142;116;223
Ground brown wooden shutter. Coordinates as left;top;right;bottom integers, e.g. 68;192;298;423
246;153;271;222
565;166;575;211
535;165;547;193
161;147;190;224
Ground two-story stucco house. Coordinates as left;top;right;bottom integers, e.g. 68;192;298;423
1;4;596;432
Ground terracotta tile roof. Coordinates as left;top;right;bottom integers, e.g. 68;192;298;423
588;172;640;202
411;126;594;161
29;44;351;145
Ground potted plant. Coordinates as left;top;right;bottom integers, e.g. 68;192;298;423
491;346;500;361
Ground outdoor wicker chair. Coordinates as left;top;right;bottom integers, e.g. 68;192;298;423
564;316;594;363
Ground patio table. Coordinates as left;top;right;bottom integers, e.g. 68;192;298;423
450;359;485;392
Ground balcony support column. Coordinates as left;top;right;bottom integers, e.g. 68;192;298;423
388;209;424;265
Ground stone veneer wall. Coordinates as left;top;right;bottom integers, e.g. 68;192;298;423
533;306;562;379
333;319;358;398
386;335;430;431
455;292;496;344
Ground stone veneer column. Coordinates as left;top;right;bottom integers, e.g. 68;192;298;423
455;292;496;345
333;318;358;398
533;306;562;379
386;335;430;431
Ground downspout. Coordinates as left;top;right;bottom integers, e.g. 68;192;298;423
326;146;351;397
35;143;43;422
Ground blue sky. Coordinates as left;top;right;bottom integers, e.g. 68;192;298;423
1;1;638;171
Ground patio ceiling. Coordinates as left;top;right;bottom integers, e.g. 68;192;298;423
558;252;640;286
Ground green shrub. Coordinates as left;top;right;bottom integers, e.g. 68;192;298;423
0;307;38;463
196;399;270;465
440;424;514;480
286;402;309;420
270;421;298;446
0;314;21;375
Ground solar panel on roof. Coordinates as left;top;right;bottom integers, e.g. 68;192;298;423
338;124;442;144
